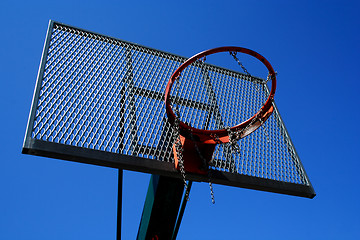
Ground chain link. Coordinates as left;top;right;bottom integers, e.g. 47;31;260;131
172;58;216;204
266;73;272;83
188;128;215;204
173;75;190;201
208;170;215;204
197;58;219;204
259;116;271;144
226;126;241;153
266;72;277;83
173;116;190;201
229;51;251;76
229;51;265;93
226;112;259;141
229;51;273;145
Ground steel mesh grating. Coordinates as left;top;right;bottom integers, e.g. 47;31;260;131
27;22;310;186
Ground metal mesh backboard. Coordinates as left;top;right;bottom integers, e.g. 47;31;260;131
23;21;315;198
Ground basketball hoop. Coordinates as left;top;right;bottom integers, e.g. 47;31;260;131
165;46;277;176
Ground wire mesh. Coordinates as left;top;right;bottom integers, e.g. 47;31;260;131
28;22;309;186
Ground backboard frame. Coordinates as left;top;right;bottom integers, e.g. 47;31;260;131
22;20;315;199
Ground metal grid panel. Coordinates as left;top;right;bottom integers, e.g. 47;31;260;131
31;23;182;160
23;21;314;197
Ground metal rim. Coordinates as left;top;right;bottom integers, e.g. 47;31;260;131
164;46;277;144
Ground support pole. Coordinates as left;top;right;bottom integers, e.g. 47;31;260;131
171;181;192;240
137;175;185;240
117;169;123;240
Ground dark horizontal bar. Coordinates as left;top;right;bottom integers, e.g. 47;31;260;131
206;170;315;199
22;138;315;198
132;86;212;112
22;138;176;175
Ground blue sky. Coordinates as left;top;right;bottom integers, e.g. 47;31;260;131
1;0;359;239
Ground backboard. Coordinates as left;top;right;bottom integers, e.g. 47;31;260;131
23;20;315;198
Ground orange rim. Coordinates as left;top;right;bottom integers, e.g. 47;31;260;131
165;46;276;144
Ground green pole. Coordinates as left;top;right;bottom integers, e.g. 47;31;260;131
137;175;185;239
